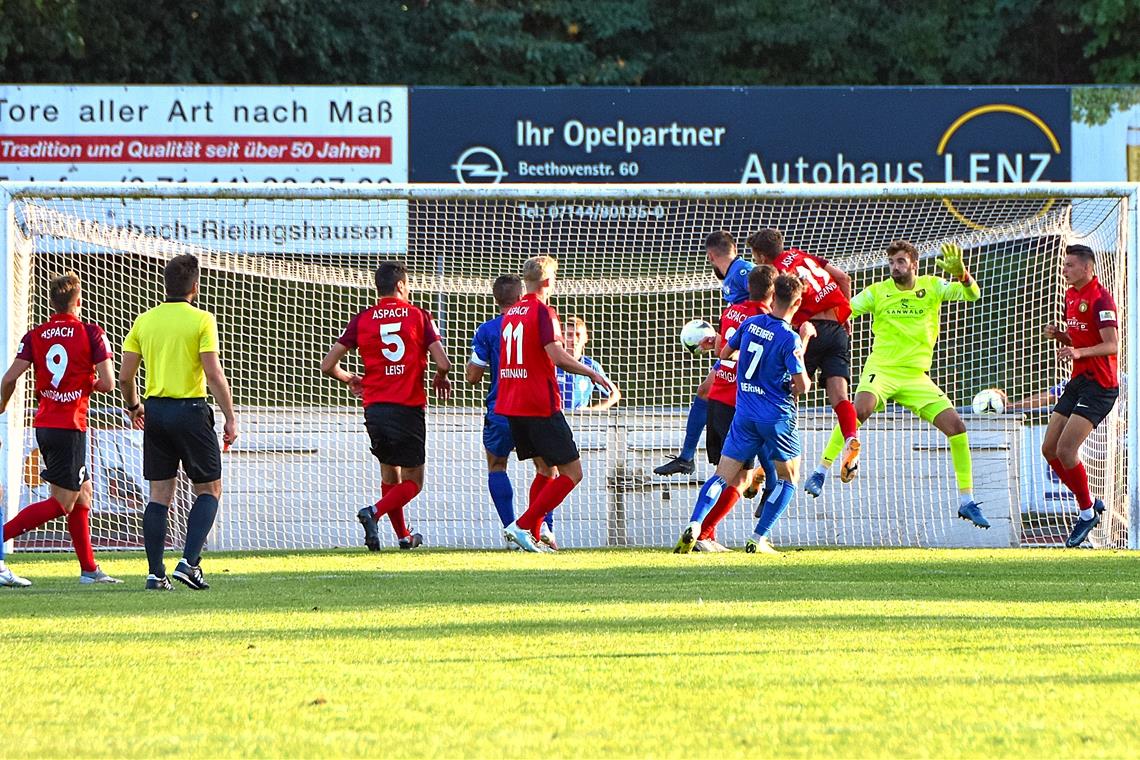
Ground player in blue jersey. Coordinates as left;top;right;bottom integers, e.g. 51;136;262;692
655;230;755;476
675;273;816;555
556;317;621;411
466;274;561;550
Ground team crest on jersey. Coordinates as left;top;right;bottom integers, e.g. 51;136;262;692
1079;301;1089;313
915;289;926;298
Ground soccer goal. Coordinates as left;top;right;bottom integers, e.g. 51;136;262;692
1;182;1136;551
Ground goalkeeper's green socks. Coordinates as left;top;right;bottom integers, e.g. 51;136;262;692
948;432;974;501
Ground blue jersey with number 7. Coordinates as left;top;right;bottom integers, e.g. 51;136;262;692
726;312;803;422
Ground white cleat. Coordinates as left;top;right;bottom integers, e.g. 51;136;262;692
745;535;781;555
80;566;123;584
707;539;733;553
539;524;560;551
503;521;541;552
0;566;32;587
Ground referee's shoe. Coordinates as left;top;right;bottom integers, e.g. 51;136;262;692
172;559;209;590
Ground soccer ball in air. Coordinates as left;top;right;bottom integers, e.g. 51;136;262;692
971;388;1007;415
680;319;716;354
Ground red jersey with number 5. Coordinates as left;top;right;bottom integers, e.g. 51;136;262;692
773;248;851;327
494;293;563;417
1065;276;1119;389
337;296;442;408
16;313;110;431
708;300;770;406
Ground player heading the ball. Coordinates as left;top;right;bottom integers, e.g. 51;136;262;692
322;261;452;552
496;255;614;552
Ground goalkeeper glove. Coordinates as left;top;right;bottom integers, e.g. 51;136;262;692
935;243;966;277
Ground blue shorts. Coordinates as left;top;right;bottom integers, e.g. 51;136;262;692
482;411;515;458
721;414;801;464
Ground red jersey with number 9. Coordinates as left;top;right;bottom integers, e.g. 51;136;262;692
773;248;852;327
337;296;442;408
494;293;563;417
16;312;110;431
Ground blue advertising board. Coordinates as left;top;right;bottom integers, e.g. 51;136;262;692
410;87;1071;184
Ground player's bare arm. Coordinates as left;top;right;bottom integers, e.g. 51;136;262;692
824;262;852;300
791;367;812;396
428;340;453;399
0;357;32;414
202;351;238;447
1058;325;1118;361
465;361;486;384
1044;323;1074;347
320;342;365;397
118;350;146;427
545;341;614;395
93;357;115;394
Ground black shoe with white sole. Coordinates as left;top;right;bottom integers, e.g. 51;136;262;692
172;560;209;590
399;532;424;550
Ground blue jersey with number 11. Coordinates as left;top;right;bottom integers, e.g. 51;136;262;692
727;312;803;422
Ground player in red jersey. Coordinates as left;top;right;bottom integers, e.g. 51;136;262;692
1041;244;1120;547
692;264;779;551
748;228;860;495
496;255;613;552
0;272;120;584
321;261;452;551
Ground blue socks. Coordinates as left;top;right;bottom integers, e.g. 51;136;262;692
754;480;795;537
689;475;727;524
680;395;708;461
488;471;515;527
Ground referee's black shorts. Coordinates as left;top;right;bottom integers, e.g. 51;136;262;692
1052;374;1119;428
803;319;851;384
508;412;580;467
143;397;222;483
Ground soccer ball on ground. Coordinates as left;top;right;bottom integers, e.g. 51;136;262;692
680;319;716;354
971;388;1007;415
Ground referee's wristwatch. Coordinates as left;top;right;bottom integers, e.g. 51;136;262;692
126;401;142;412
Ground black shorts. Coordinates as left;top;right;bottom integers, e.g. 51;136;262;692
508;412;580;467
1052;375;1119;427
143;397;222;483
705;399;756;469
803;319;851;384
365;403;426;468
36;428;89;491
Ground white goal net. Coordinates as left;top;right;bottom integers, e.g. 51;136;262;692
2;183;1135;551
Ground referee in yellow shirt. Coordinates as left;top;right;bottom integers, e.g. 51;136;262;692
119;254;237;591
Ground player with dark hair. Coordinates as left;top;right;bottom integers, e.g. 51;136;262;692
655;230;754;476
323;260;452;552
1040;244;1119;546
497;255;613;552
121;254;238;590
676;273;816;555
747;227;858;497
0;272;119;585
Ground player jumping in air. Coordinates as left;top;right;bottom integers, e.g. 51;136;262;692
676;274;815;555
1040;244;1119;547
746;229;859;497
812;240;989;528
496;255;613;552
0;272;120;585
322;261;452;552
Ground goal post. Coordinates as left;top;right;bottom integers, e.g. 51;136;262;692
1;181;1136;551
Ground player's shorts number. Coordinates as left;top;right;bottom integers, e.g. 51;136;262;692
45;343;68;387
502;322;524;365
379;322;405;362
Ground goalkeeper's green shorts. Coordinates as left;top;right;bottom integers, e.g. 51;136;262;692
854;365;954;423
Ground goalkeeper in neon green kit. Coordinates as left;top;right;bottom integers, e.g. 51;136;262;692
804;239;990;528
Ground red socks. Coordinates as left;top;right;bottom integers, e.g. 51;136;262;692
836;399;859;440
516;475;577;533
699;486;741;541
373;481;419;538
528;474;554;539
67;505;98;572
1049;458;1093;510
3;497;65;539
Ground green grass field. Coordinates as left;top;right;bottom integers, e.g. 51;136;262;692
3;548;1139;758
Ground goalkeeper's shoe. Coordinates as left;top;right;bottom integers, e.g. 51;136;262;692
804;470;827;498
742;469;766;499
745;536;780;555
1065;510;1101;548
0;566;31;587
504;521;541;552
539;524;560;551
145;574;174;591
672;521;701;554
957;501;990;530
654;456;695;476
839;438;861;483
356;506;381;552
80;566;122;584
172;560;209;590
398;532;424;550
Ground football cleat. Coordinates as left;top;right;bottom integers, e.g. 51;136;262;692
539;524;560;551
654;456;695;476
1065;513;1100;548
172;560;209;590
399;532;424;550
534;541;556;554
356;506;381;552
80;566;122;584
672;521;701;554
706;539;732;553
742;469;766;499
804;470;827;499
0;566;32;587
957;501;990;530
504;521;541;552
145;574;174;591
744;536;780;555
1093;498;1106;515
839;438;861;483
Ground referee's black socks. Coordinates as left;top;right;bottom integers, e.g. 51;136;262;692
183;494;220;567
143;501;169;577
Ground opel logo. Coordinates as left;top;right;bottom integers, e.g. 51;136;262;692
451;146;508;184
